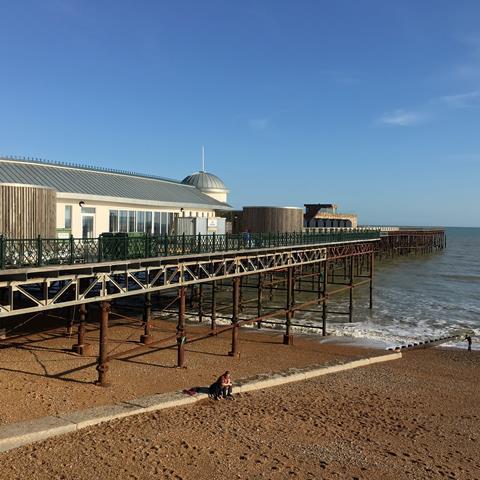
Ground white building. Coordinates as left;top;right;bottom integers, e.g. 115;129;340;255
0;156;230;238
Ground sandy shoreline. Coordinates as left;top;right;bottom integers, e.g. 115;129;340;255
0;347;478;479
0;314;381;425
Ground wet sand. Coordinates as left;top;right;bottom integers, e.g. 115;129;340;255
0;348;478;480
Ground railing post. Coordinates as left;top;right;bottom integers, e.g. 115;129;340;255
197;233;201;253
225;232;229;251
98;235;103;263
69;234;74;264
212;232;216;252
37;235;43;267
182;233;186;254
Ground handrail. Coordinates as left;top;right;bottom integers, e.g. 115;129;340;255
0;230;381;270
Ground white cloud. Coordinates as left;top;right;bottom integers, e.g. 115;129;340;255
378;109;428;127
439;90;480;108
248;117;270;130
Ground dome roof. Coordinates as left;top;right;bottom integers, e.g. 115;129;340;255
181;171;228;193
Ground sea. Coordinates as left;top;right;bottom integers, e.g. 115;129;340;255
293;227;480;350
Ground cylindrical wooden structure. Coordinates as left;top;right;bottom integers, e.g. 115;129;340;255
0;184;56;238
242;206;303;233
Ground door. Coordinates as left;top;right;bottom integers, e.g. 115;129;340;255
82;215;95;238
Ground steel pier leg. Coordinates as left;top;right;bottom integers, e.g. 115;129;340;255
229;277;240;358
211;281;217;333
349;256;355;323
72;303;91;355
177;287;186;368
96;301;110;387
322;260;328;336
283;266;294;345
66;307;74;336
198;284;203;323
369;252;374;309
257;274;263;329
140;292;153;344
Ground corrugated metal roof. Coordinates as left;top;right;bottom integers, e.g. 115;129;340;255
0;157;231;210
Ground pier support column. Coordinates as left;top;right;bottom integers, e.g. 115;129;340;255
198;284;204;323
72;303;91;355
283;266;294;345
369;252;374;309
291;268;296;319
211;281;217;334
238;276;244;313
177;287;186;368
349;256;355;323
322;260;328;337
257;274;263;329
95;301;110;387
140;292;153;344
229;277;240;358
66;307;75;336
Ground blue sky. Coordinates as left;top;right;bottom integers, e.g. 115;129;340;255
1;1;479;227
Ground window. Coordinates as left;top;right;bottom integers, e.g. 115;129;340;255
137;211;145;232
168;213;176;234
161;212;168;235
109;210;118;232
64;205;72;229
146;211;152;234
81;207;96;214
119;210;128;232
128;211;136;232
154;212;161;235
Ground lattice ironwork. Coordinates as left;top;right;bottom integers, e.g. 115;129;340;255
0;243;334;317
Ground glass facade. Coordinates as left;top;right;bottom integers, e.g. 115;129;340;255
146;211;152;234
137;211;145;232
128;211;136;232
107;210;181;234
154;212;161;235
109;210;118;232
119;210;128;232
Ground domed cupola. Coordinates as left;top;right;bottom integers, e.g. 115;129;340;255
181;148;229;203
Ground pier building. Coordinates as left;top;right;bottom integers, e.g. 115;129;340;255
0;156;230;239
304;203;358;228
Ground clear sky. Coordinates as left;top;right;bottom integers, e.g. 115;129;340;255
1;1;479;227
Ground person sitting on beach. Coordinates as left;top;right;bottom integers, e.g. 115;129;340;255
209;371;233;400
465;335;472;352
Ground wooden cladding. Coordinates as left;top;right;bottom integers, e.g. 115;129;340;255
242;207;303;233
0;184;56;238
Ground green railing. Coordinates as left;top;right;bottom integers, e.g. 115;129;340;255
0;230;380;270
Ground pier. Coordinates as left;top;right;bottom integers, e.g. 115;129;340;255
0;228;446;387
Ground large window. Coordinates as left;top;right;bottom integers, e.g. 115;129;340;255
64;205;72;229
146;211;152;234
137;211;145;232
154;212;161;235
128;211;136;232
161;212;168;234
108;209;179;234
119;210;128;232
109;210;118;232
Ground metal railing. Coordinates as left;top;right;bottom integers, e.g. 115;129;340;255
0;230;380;270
